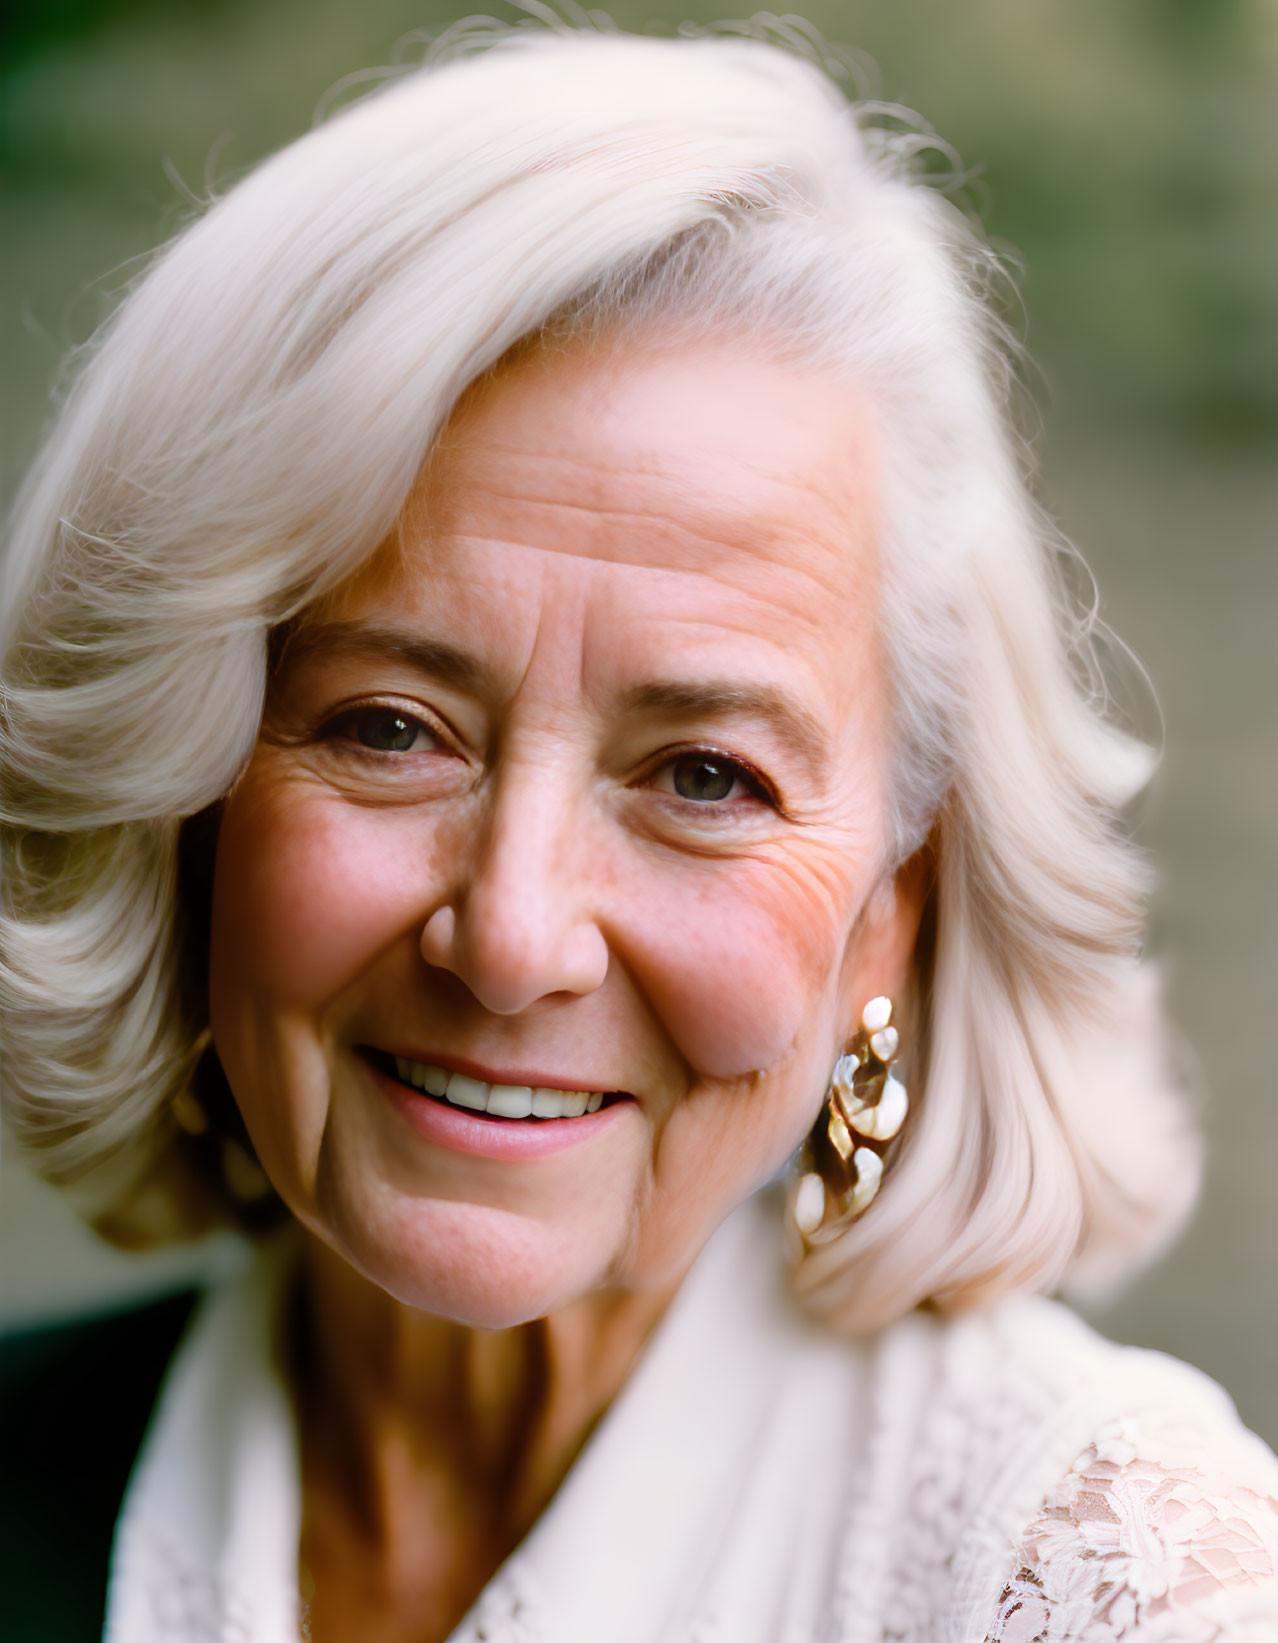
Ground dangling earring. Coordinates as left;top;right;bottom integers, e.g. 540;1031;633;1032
791;995;908;1245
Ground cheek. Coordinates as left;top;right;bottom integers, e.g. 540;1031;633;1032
623;850;851;1079
209;767;427;1016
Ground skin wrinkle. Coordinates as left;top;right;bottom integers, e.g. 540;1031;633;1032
207;336;923;1643
428;408;847;504
421;348;868;593
438;518;857;610
435;482;857;585
276;625;833;794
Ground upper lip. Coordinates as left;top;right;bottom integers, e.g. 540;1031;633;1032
366;1046;632;1096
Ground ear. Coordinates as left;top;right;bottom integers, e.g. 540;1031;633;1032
835;844;934;1039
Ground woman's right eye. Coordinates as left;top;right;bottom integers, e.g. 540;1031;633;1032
326;706;440;753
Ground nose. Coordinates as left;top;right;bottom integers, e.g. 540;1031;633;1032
419;776;609;1014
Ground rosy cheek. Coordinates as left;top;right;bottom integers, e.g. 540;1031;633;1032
623;866;844;1078
210;775;424;1012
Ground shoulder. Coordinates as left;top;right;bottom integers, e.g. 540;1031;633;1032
0;1290;198;1643
853;1295;1278;1642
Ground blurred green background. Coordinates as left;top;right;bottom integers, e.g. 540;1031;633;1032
2;1;1276;1439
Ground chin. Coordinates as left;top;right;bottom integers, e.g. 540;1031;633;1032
321;1191;624;1327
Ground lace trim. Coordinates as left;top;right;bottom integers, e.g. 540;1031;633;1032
986;1428;1278;1642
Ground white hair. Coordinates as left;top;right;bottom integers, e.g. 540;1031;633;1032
0;19;1198;1322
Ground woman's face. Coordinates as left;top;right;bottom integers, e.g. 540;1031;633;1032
209;337;921;1326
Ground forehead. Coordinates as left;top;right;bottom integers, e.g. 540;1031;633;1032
400;336;880;588
311;337;886;737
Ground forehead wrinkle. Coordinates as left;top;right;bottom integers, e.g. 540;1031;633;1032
487;406;872;496
425;449;867;578
446;434;851;497
422;526;859;660
434;523;855;596
425;510;865;617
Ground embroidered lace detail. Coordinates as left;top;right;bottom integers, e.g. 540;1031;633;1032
835;1306;1278;1643
985;1424;1278;1642
842;1309;1078;1643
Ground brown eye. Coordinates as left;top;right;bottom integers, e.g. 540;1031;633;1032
670;755;742;803
343;709;429;752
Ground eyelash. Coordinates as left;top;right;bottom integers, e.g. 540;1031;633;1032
643;746;779;810
319;701;452;756
316;704;781;812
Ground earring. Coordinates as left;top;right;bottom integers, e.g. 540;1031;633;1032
791;995;908;1245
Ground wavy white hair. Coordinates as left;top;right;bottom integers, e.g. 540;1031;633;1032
0;19;1198;1326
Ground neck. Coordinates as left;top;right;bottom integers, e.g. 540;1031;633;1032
290;1235;684;1550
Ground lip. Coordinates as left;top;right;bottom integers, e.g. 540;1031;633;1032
374;1047;629;1096
363;1053;634;1161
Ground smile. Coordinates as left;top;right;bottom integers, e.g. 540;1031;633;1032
391;1056;607;1119
364;1048;632;1160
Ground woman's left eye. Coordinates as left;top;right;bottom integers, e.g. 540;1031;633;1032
327;706;439;753
652;753;767;806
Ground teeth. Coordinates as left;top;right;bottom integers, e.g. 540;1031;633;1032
444;1073;488;1111
391;1058;610;1119
486;1084;533;1119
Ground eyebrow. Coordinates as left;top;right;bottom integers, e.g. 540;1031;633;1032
620;679;830;779
274;620;494;695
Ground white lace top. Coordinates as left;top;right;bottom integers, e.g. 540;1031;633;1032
105;1191;1278;1643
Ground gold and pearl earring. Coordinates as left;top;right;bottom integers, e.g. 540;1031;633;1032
791;995;908;1245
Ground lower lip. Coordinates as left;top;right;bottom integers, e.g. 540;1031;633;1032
367;1059;632;1160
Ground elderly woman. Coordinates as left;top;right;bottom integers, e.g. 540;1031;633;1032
3;18;1277;1643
